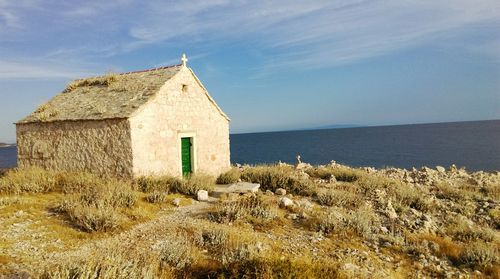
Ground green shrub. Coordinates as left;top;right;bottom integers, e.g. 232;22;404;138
216;168;241;184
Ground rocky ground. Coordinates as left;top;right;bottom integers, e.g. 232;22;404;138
0;161;498;278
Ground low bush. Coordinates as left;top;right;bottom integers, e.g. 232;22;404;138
209;195;276;223
134;176;173;193
76;179;136;208
434;182;465;202
67;205;122;232
447;218;495;243
317;206;378;239
159;237;195;269
170;174;215;196
241;165;315;196
0;167;58;194
40;253;159;279
330;167;362;182
202;228;229;248
216;168;241;184
459;242;499;269
305;167;335;180
56;171;103;194
145;191;167;203
392;186;433;213
53;179;136;232
316;189;360;208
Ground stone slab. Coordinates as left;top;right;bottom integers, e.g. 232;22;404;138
212;182;260;197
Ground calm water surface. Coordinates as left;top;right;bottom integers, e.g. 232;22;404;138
230;120;500;171
1;120;499;171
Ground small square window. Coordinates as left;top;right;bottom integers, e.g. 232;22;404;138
182;84;188;93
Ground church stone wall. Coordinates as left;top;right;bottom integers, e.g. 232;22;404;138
16;119;133;176
129;67;230;177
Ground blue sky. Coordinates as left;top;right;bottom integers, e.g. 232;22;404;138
0;0;499;142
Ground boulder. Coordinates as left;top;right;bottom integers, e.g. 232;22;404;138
275;188;287;196
436;166;446;173
296;162;313;170
279;197;294;208
197;190;209;201
296;199;314;211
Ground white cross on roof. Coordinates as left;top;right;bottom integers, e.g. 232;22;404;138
181;53;188;67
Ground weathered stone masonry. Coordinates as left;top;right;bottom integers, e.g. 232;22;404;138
16;119;133;176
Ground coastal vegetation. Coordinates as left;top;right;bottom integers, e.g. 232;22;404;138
0;162;498;278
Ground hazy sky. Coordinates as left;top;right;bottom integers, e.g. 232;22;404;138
1;0;499;142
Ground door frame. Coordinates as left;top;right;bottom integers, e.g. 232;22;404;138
177;131;197;176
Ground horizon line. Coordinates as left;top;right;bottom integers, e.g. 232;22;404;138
230;118;500;135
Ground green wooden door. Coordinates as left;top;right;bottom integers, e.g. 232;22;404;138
181;137;192;176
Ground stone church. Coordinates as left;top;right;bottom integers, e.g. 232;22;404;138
16;55;230;177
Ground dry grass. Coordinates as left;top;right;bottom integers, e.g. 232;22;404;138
216;168;241;184
2;165;499;277
208;194;276;224
40;253;161;279
459;242;499;269
145;191;167;203
418;234;463;262
136;173;215;196
241;165;315;196
316;205;379;239
316;189;360;208
0;167;58;194
53;179;136;232
446;217;496;243
63;73;118;93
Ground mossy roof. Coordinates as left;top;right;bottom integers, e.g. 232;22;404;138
17;65;182;124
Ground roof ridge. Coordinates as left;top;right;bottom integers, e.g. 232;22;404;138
119;63;182;76
71;64;183;81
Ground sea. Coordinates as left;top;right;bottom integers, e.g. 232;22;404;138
1;120;499;171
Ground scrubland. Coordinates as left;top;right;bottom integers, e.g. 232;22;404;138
0;161;498;278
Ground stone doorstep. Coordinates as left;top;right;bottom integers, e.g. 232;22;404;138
211;182;260;198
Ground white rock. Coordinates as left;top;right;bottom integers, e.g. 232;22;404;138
436;166;446;173
279;197;294;208
197;190;209;201
172;198;181;207
275;188;287;196
297;199;314;211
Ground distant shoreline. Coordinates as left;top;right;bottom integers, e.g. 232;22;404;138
0;144;14;148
